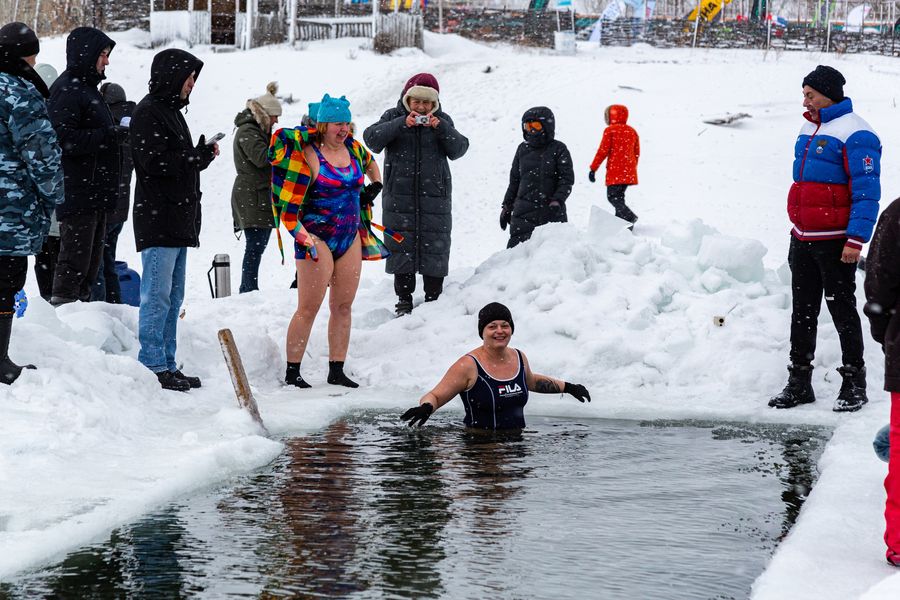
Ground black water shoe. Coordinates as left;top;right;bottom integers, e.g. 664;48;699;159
327;361;359;388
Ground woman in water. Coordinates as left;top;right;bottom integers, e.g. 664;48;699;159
270;94;393;389
400;302;591;429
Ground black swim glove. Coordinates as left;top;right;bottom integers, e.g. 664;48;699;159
359;181;383;207
564;382;591;403
400;403;434;427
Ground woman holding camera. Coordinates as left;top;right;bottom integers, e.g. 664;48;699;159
363;73;469;316
400;302;592;429
270;94;390;389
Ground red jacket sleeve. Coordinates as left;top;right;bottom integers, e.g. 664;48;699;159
590;130;612;172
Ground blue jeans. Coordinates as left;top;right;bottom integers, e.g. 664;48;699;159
138;247;187;373
239;228;272;293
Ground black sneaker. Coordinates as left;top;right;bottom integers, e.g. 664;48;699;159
173;370;201;389
157;370;191;392
395;296;413;317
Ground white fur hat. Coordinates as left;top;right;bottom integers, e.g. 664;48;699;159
401;73;440;112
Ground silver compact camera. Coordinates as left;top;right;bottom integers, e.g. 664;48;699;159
414;115;430;126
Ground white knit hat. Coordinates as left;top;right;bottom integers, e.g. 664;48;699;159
34;63;58;88
254;81;282;117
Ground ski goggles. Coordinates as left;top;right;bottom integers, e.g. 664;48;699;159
523;120;543;133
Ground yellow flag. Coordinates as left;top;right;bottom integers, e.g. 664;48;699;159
687;0;732;21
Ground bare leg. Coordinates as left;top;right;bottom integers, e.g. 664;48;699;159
286;237;334;363
327;235;362;361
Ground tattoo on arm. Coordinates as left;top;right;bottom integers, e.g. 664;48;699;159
535;378;561;394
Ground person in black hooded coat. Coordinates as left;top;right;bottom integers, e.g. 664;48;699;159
363;73;469;316
130;48;217;392
500;107;574;249
91;82;136;303
47;26;122;305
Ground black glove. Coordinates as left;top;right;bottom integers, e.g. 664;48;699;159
588;170;596;183
499;206;512;231
196;135;216;163
359;181;383;207
400;403;434;427
564;382;591;403
548;201;562;221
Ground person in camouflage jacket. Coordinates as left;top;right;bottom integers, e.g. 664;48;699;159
0;21;64;384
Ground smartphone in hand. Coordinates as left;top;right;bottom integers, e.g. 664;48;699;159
206;132;226;145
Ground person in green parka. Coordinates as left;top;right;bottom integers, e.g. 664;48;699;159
231;82;282;293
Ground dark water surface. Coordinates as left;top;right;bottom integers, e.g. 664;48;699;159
1;414;831;600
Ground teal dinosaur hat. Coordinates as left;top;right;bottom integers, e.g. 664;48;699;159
316;94;351;123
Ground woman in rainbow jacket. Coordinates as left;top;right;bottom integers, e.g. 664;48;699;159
269;94;398;389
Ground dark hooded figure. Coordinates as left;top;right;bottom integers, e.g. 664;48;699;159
131;48;217;392
500;106;574;249
363;73;469;316
47;26;122;305
91;82;136;304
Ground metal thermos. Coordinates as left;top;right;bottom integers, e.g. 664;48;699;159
207;253;231;298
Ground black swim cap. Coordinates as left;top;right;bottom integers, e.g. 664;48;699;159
478;302;514;338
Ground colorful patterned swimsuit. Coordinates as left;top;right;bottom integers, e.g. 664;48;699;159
295;144;364;260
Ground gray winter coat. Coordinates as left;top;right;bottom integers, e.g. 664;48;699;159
231;100;274;231
363;101;468;277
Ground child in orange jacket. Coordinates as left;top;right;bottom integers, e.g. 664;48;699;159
589;104;640;227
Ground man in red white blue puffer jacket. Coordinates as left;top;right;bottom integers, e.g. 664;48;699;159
770;65;881;413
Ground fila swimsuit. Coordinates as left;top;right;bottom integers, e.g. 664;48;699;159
295;144;364;260
460;350;529;430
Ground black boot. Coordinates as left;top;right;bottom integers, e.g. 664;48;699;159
327;361;359;388
285;361;311;388
768;365;815;409
395;295;413;317
833;365;868;412
0;315;35;385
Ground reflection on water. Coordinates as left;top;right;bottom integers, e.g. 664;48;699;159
0;415;830;600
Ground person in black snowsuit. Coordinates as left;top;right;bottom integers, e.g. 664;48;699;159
47;26;123;305
500;107;574;249
131;49;217;392
91;81;135;303
363;73;469;316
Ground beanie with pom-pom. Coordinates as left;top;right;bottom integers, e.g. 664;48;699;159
254;81;282;116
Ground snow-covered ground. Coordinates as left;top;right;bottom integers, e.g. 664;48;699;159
2;29;900;597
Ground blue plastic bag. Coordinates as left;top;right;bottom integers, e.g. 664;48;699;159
13;289;27;318
875;424;890;463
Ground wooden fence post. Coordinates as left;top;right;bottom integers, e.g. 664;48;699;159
218;328;268;434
